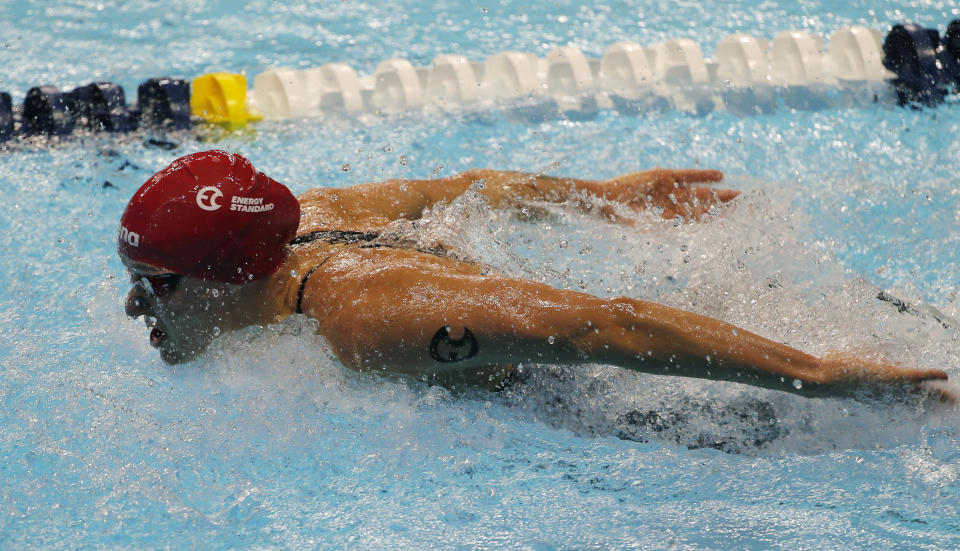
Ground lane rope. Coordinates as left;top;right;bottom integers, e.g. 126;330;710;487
2;19;959;142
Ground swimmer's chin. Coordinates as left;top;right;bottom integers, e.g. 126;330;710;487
157;342;209;365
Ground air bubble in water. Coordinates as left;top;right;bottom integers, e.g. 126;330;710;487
559;240;568;248
213;327;221;336
342;163;351;172
547;336;555;344
792;378;803;389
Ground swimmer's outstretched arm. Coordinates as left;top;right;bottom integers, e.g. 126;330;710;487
304;249;948;399
296;168;736;231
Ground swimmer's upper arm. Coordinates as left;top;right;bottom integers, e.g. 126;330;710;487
296;184;431;230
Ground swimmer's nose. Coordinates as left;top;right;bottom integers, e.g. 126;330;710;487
125;287;148;318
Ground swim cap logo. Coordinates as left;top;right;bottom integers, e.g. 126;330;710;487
119;225;140;247
231;196;275;213
196;186;224;211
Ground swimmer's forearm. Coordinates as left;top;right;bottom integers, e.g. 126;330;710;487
570;298;830;395
578;297;947;397
430;169;602;208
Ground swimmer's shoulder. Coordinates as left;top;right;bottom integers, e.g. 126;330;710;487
295;245;489;316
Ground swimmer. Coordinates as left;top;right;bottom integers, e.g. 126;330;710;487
119;150;949;399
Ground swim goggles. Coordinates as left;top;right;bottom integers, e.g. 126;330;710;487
132;273;182;298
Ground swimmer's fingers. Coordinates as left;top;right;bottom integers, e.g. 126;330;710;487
820;352;948;384
692;187;740;203
603;169;724;194
917;379;959;405
650;168;725;186
815;352;951;400
650;187;740;220
897;366;949;382
600;169;732;221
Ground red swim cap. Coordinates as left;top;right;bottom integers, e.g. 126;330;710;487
118;150;300;284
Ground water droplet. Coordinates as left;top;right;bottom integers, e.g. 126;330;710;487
383;145;393;152
213;326;221;336
400;155;408;166
792;378;803;389
547;336;555;344
342;163;351;172
559;240;568;248
211;289;220;297
579;246;592;255
731;329;738;336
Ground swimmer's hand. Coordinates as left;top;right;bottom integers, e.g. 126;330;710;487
599;169;738;221
812;352;953;402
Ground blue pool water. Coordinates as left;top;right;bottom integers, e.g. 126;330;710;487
3;1;960;548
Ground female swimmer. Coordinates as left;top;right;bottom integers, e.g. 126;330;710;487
118;150;948;398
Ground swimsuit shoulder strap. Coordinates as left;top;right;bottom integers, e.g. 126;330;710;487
296;258;332;314
292;230;391;314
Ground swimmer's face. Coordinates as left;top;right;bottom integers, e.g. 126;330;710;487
121;256;243;364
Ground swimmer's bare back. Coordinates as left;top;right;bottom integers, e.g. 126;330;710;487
290;169;949;399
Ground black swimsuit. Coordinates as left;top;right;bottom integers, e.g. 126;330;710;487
289;230;381;247
291;230;384;314
292;229;458;313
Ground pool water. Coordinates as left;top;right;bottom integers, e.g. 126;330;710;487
2;1;960;549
